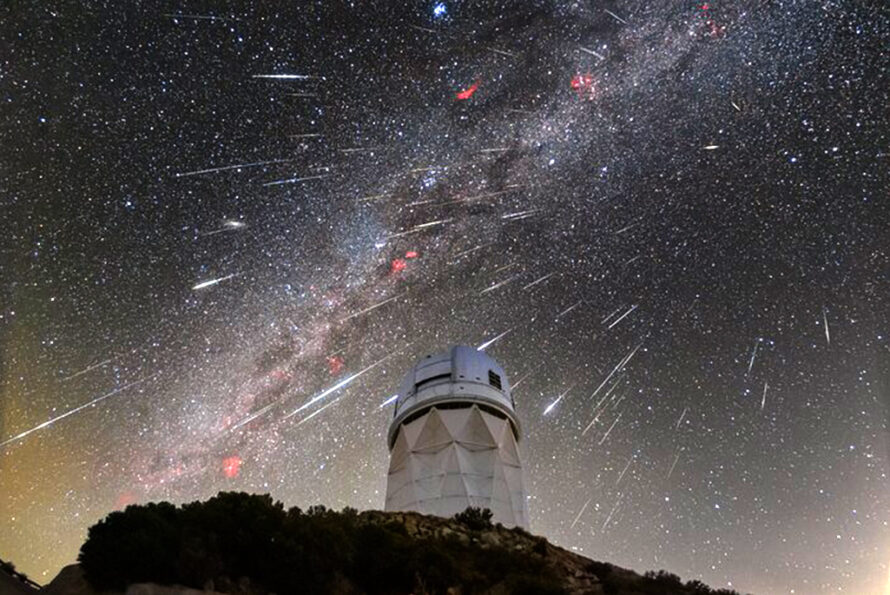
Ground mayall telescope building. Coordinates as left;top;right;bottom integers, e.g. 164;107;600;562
384;345;529;529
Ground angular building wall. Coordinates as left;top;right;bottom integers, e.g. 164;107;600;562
384;346;529;529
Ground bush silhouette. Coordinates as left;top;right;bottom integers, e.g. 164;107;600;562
452;506;493;531
79;501;180;590
77;493;730;594
78;492;568;594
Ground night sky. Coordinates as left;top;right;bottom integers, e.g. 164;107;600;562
1;2;888;593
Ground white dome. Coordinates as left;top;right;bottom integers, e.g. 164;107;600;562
384;346;529;529
387;345;519;448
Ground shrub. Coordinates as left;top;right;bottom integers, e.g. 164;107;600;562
644;569;682;585
79;502;180;590
453;507;493;531
76;493;721;595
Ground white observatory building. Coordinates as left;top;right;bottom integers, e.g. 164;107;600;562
384;345;529;529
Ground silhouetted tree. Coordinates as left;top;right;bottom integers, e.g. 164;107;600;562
79;501;180;590
452;506;493;531
77;492;721;595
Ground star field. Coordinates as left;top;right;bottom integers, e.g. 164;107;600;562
1;2;888;593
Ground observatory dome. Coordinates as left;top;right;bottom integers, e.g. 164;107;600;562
384;345;529;528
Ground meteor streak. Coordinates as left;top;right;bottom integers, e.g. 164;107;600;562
581;345;642;433
1;376;152;448
598;412;622;445
230;403;275;430
501;209;539;221
340;147;383;154
295;398;341;426
616;457;633;485
523;272;555;290
284;354;394;419
675;406;688;430
486;47;517;58
570;497;592;529
386;218;452;239
252;74;314;80
192;273;237;291
822;307;831;346
378;394;399;408
477;329;511;351
359;193;392;202
61;358;112;381
544;384;576;415
604;9;628;24
746;340;759;376
667;452;681;479
579;46;605;60
175;158;297;178
201;220;247;237
602;494;623;531
480;274;521;294
607;304;637;329
164;13;238;21
340;293;405;322
450;243;494;262
557;300;582;319
601;306;623;324
511;367;537;389
263;174;330;187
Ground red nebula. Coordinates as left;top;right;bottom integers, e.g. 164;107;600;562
706;19;726;38
391;258;407;274
571;73;595;99
222;456;242;478
456;81;479;100
269;369;290;381
115;491;137;510
327;355;345;375
405;250;419;259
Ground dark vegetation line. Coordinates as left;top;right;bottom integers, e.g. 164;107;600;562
76;492;742;595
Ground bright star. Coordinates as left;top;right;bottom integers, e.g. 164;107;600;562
432;3;447;18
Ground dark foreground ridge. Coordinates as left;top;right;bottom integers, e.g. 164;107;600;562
16;492;745;595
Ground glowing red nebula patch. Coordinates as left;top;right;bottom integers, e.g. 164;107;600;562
115;491;137;510
405;250;419;259
269;369;290;381
391;258;407;274
571;73;595;99
327;355;344;375
706;19;725;37
456;81;479;100
222;456;242;478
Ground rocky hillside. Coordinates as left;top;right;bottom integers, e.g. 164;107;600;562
8;493;743;595
0;560;39;595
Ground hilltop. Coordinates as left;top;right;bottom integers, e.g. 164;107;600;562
4;492;742;595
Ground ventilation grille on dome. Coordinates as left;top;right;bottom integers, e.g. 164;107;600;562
488;370;502;390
